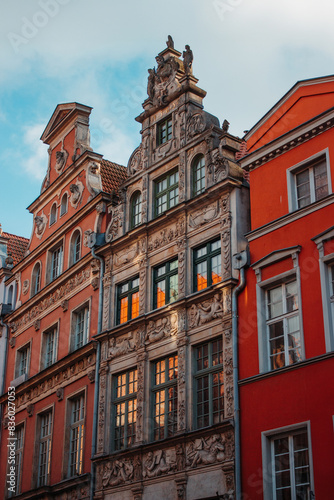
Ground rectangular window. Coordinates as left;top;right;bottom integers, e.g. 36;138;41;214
193;156;206;195
69;395;85;476
51;245;63;281
153;258;178;308
42;327;57;369
157;117;172;145
152;354;178;440
72;306;89;351
9;424;24;496
113;368;137;451
289;154;330;210
195;338;224;429
38;411;52;487
194;239;222;291
266;281;302;370
155;170;179;216
271;429;311;500
16;345;30;378
117;276;140;324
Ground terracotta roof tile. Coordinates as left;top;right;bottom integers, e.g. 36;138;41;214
100;159;128;194
2;232;29;266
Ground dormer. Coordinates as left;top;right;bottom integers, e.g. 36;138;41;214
40;102;92;191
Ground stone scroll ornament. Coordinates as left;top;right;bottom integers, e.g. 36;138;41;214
188;293;224;328
128;145;143;175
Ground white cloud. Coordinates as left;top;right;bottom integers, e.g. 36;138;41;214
22;124;49;181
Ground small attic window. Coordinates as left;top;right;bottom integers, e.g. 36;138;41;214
157;116;172;145
60;193;68;217
50;203;57;226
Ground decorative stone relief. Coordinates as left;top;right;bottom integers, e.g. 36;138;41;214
22;279;29;295
139;257;147;315
141;174;148;224
188;293;224;328
136;351;146;443
223;288;232;314
145;314;177;345
128;145;143;175
186;434;226;468
105;207;122;242
9;267;91;333
26;403;34;417
55;148;68;174
86;162;102;200
56;387;64;401
178;344;187;431
147;53;181;106
189;202;219;228
87;369;95;383
34;212;47;239
176;444;186;471
179;151;186;202
97;366;108;454
178;250;186;299
34;319;40;331
220;193;231;280
90;258;100;290
102;459;134;487
186;113;206;138
108;334;136;359
142;450;172;478
114;242;139;268
70;179;84;209
9;337;16;348
147;216;185;251
208;151;229;184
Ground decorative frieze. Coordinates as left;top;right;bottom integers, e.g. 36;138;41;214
10;267;91;333
147;216;185;251
189;201;219;229
114;242;139;268
188;293;224;328
145;314;177;345
186;434;226;468
108;333;137;359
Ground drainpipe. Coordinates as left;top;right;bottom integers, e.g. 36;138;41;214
0;316;9;446
232;249;248;500
89;242;104;500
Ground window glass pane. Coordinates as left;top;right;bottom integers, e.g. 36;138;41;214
269;321;285;370
157;281;166;308
196;261;208;290
131;292;139;319
314;161;328;200
169;274;178;303
268;286;283;319
169;259;178;271
120;297;128;324
296;169;311;208
286;281;298;312
211;255;222;284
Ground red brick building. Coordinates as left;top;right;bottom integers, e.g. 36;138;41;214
238;76;334;499
0;103;126;499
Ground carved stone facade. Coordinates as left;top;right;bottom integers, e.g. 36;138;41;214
93;39;249;500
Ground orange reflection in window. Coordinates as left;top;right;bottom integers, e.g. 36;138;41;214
212;271;221;285
157;287;165;308
120;297;128;324
197;273;207;290
132;292;139;319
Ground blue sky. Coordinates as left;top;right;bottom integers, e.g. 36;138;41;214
1;0;334;238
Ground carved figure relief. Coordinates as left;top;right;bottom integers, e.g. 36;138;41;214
147;216;185;251
143;450;170;478
55;148;68;174
86;162;102;200
22;279;29;295
114;242;138;268
186;113;205;138
186;434;225;468
102;459;134;487
145;315;177;345
34;213;47;239
70;179;84;208
108;334;136;359
147;53;180;106
189;202;219;228
208;151;228;184
189;293;224;328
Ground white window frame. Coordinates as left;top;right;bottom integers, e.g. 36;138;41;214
70;300;90;352
60;192;68;217
49;202;58;226
31;261;42;298
287;149;331;212
15;342;31;379
262;422;314;500
40;323;58;370
37;409;53;487
62;390;86;479
46;238;64;284
8;422;25;497
68;228;82;267
313;227;334;352
253;247;305;373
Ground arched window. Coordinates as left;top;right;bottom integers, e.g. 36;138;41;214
131;192;142;228
32;262;41;296
60;193;68;216
70;230;81;266
50;203;57;226
192;155;205;196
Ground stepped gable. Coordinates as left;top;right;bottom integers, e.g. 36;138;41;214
2;231;29;266
100;159;127;194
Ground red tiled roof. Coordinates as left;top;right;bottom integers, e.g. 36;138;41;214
2;232;29;266
100;159;128;194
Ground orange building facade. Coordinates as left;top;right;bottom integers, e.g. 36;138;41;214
238;76;334;499
0;103;127;499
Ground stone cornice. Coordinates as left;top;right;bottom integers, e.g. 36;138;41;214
241;108;334;171
0;342;96;408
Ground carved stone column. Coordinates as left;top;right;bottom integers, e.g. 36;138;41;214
102;253;113;331
220;192;231;279
139;253;148;316
177;335;188;432
142;174;148;224
178;150;186;202
136;349;147;444
223;328;233;419
97;365;109;455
